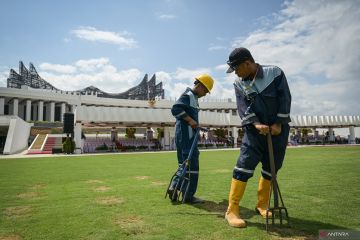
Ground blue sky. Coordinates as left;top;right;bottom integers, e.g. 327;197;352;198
1;0;360;118
0;0;282;72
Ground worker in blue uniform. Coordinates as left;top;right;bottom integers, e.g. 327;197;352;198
224;47;292;227
167;73;214;204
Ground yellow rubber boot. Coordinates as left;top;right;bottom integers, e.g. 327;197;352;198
256;176;272;218
225;178;247;228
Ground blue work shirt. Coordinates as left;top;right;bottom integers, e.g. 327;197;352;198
234;64;291;126
171;87;199;125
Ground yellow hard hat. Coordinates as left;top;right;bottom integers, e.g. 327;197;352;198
195;73;214;93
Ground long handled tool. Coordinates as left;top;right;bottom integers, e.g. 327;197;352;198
165;127;207;203
266;132;289;231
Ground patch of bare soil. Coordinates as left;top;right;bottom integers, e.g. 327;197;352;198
93;186;111;192
30;184;46;190
150;181;167;186
85;179;105;184
0;234;23;240
17;192;39;199
4;206;33;218
135;176;149;180
113;215;146;235
95;196;124;206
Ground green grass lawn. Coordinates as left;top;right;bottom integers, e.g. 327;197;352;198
0;146;359;240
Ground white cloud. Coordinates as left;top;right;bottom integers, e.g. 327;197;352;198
75;58;110;72
208;45;227;51
0;69;9;87
173;67;211;83
38;58;142;93
158;14;176;20
205;78;234;101
168;82;188;99
156;71;190;100
231;0;360;115
39;63;76;74
71;26;138;49
215;64;228;71
289;77;360;116
155;67;236;101
155;71;172;83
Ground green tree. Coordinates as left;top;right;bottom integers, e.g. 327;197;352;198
301;128;312;137
213;128;228;141
125;128;136;138
156;128;164;140
62;137;75;154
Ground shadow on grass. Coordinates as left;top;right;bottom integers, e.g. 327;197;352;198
190;199;350;240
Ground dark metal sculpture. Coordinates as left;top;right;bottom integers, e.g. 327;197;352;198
7;61;165;100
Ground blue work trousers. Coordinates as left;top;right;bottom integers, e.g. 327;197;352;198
233;124;290;181
170;123;199;200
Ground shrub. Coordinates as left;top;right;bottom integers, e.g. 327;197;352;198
205;143;213;148
62;137;75;154
138;145;148;150
125;128;136;138
96;143;109;151
124;145;136;151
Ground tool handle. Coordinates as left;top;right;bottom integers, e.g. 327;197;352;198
186;128;204;160
267;132;279;207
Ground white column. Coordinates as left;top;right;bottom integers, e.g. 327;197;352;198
0;98;4;115
314;128;318;139
38;101;43;121
49;102;55;122
328;128;335;142
169;127;176;150
26;100;31;121
288;131;291;142
74;122;82;154
45;103;50;121
18;103;24;119
60;103;66;122
163;127;171;150
232;127;238;148
349;126;355;144
70;105;76;113
32;103;37;120
12;98;19;116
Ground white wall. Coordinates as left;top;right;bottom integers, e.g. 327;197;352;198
2;116;32;154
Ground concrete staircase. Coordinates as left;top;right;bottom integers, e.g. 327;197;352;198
27;135;63;154
27;134;47;154
42;137;63;154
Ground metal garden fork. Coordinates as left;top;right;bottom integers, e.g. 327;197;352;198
165;127;207;203
266;132;290;231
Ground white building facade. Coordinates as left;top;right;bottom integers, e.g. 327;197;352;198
1;86;360;154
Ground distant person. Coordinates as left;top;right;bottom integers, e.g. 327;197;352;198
167;74;214;204
224;47;292;227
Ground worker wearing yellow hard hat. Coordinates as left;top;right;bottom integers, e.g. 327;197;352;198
195;73;214;94
166;73;214;204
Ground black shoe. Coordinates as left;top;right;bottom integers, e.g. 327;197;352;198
185;196;204;204
167;189;178;202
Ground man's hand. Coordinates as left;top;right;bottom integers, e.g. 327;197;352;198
270;123;282;135
183;116;198;129
188;119;198;129
253;122;269;135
